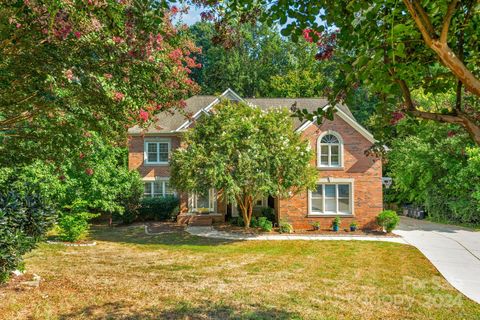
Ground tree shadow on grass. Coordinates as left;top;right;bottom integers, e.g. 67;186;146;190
58;301;300;320
90;224;237;247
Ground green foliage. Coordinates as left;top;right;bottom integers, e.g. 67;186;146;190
58;200;98;242
279;220;293;234
258;217;273;232
232;216;245;227
332;217;341;227
350;221;358;228
138;196;179;221
388;120;480;224
170;101;317;227
0;1;199;165
250;217;259;228
0;184;56;283
260;207;275;222
311;221;320;230
377;210;400;233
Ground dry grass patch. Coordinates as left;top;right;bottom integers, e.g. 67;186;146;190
0;224;479;320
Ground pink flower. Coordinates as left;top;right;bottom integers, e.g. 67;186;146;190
112;36;124;44
79;152;85;159
64;69;74;81
170;5;179;15
168;48;183;61
113;91;124;102
85;168;94;175
104;73;113;79
74;31;82;39
139;109;149;122
16;23;22;29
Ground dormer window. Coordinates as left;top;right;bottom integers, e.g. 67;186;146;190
318;132;343;168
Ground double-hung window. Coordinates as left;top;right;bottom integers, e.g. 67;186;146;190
318;132;343;168
145;139;170;164
309;182;353;215
143;179;174;198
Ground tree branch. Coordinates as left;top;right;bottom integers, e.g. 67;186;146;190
440;0;459;44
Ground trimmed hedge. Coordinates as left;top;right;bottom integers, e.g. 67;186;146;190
138;196;179;221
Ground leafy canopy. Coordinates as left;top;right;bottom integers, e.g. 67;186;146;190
170;100;317;226
196;0;480;144
0;0;200;165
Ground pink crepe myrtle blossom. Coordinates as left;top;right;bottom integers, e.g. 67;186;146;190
139;109;149;122
74;31;82;39
85;168;94;175
104;73;113;79
113;91;125;102
112;36;124;44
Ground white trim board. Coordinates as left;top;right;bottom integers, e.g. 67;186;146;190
295;105;376;143
175;88;245;132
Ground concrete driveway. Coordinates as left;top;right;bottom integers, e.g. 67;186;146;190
394;216;480;303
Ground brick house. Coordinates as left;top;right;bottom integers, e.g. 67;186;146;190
128;89;383;230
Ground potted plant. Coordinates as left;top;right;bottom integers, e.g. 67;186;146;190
311;221;320;231
332;217;341;232
350;221;358;232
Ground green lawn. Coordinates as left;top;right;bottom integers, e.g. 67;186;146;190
1;225;479;319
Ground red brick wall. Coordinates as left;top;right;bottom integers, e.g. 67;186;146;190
128;135;181;178
278;115;383;230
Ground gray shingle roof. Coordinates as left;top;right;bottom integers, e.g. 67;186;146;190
128;94;356;135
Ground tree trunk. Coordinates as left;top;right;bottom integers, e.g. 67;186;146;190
236;194;253;228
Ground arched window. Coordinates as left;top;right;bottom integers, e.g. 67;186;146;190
318;132;343;168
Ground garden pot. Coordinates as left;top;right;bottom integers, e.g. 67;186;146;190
350;226;357;232
332;225;339;232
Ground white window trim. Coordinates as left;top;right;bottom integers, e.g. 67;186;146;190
317;130;344;169
308;178;354;216
144;138;171;165
189;189;216;213
143;177;175;198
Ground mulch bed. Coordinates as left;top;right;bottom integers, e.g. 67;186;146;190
214;223;399;237
0;273;40;292
146;221;185;234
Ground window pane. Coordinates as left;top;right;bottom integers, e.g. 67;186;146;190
311;199;323;212
312;185;323;197
325;199;337;212
158;143;168;153
148;152;158;162
321;145;329;155
320;156;329;166
338;184;350;198
325;185;336;197
339;199;350;213
144;182;152;196
330;155;339;166
147;143;157;153
330;145;339;156
321;134;339;144
196;191;210;209
159;152;169;162
153;181;163;197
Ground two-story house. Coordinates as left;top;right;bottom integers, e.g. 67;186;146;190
128;89;383;229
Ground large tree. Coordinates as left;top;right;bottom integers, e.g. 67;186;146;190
194;1;480;144
170;101;317;227
0;0;200;165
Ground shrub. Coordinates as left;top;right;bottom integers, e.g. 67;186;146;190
250;216;259;228
377;210;400;233
279;220;293;233
138;196;179;221
260;207;275;222
58;200;99;242
332;217;341;227
0;185;56;283
311;221;320;230
258;217;273;232
232;216;245;227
